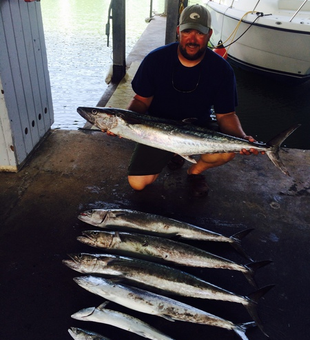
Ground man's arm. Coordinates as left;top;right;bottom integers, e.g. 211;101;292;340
216;112;263;155
127;94;153;114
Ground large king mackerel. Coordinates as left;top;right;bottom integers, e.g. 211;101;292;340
77;106;300;175
74;276;255;340
78;208;252;258
77;230;270;286
71;303;175;340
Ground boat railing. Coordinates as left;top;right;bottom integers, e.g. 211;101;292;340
226;0;262;11
289;0;309;22
221;0;308;22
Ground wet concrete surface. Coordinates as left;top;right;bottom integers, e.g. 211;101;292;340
0;129;309;340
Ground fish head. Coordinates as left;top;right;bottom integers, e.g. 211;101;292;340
70;306;96;320
68;327;88;340
63;253;100;273
77;107;118;131
68;327;106;340
76;235;96;247
79;230;114;248
77;107;97;124
78;209;109;227
73;275;113;293
65;253;116;273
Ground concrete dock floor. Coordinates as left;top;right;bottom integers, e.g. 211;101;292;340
1;15;310;340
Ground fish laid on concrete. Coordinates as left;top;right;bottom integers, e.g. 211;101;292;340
74;276;255;340
77;230;270;286
77;106;300;176
71;302;175;340
78;208;253;258
68;327;110;340
64;253;271;332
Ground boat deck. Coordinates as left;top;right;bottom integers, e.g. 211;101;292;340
0;15;310;340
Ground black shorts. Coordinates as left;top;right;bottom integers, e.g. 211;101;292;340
128;143;174;176
127;119;219;176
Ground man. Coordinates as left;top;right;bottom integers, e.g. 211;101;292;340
126;4;260;197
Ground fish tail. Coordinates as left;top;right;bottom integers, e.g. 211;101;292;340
245;285;275;337
266;124;300;176
243;260;272;287
233;321;256;340
230;228;254;260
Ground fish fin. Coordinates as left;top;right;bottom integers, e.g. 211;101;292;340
180;155;197;164
114;230;122;241
97;301;110;310
181;117;199;124
111;211;127;218
230;228;254;260
243;260;273;287
266;124;300;176
247;284;275;304
246;285;275;337
161;314;176;322
233;322;256;340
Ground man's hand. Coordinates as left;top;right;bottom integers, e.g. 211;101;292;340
240;135;265;155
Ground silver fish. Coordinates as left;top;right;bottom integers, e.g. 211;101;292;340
64;253;271;332
68;327;110;340
73;276;255;340
78;208;252;258
71;302;175;340
77;106;300;175
77;230;270;286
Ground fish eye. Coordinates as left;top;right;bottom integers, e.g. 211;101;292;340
91;109;98;115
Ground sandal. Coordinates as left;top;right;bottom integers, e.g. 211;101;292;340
187;174;209;197
167;154;185;171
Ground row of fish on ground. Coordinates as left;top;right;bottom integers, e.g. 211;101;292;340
65;208;274;340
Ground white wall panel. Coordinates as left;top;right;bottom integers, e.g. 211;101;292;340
0;0;53;172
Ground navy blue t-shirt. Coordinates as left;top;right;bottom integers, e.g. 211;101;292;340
131;42;237;125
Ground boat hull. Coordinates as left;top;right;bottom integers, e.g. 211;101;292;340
206;0;310;82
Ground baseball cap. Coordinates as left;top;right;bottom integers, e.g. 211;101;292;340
179;4;211;34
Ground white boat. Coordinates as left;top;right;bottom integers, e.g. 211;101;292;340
205;0;310;82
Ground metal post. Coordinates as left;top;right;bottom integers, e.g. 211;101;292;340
165;0;180;44
111;0;126;82
290;0;308;22
149;0;153;19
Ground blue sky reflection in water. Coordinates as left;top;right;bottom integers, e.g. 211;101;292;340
42;0;310;149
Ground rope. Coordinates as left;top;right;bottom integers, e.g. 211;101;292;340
214;11;268;51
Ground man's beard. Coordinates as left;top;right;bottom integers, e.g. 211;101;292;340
179;44;207;61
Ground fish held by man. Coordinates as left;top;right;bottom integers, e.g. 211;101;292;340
73;275;257;340
77;106;300;176
71;302;175;340
68;327;111;340
77;230;270;286
78;208;253;259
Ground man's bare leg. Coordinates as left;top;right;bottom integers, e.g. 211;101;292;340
187;152;235;175
128;174;159;191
